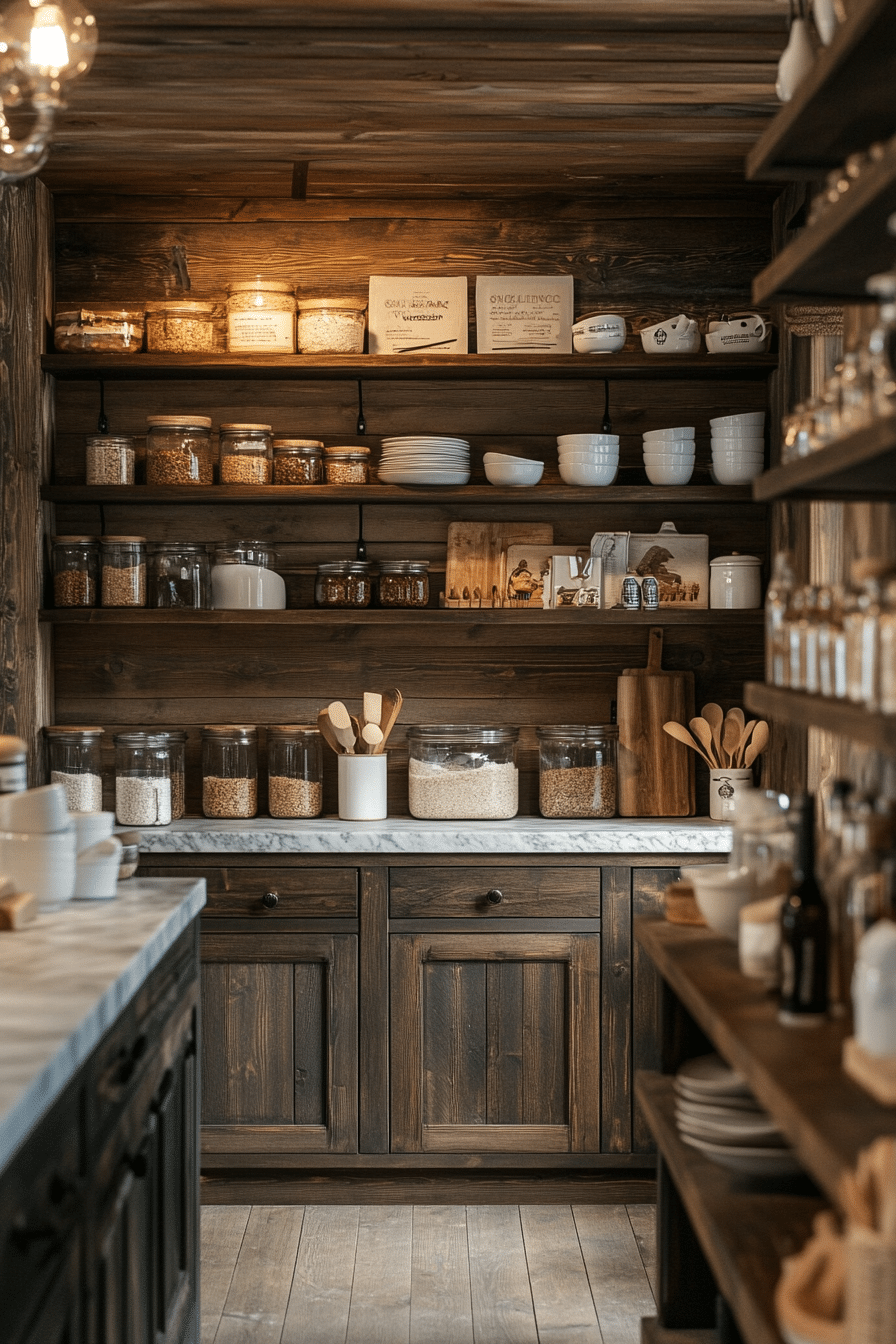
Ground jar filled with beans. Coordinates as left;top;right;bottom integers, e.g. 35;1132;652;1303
100;536;146;608
315;561;374;608
52;536;99;607
85;435;136;485
201;725;258;818
378;560;430;608
323;447;370;485
273;439;324;484
146;415;216;485
219;423;273;485
267;725;323;818
535;725;618;818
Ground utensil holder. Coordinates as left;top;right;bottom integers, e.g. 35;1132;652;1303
708;768;753;820
338;753;388;820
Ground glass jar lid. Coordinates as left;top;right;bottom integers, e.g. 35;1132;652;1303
324;448;370;460
85;435;135;447
212;540;276;567
273;439;324;453
100;535;147;544
112;731;170;747
267;724;320;737
297;297;367;311
155;729;188;741
227;278;295;295
145;300;215;314
407;724;519;743
147;541;208;553
52;535;98;544
44;725;104;738
316;561;374;574
379;560;430;574
220;423;273;433
147;415;213;429
535;724;619;740
201;724;258;739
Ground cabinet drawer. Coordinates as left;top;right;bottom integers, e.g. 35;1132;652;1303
143;865;358;917
389;866;600;918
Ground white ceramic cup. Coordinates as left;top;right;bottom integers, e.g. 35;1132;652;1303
0;826;77;909
0;783;70;834
708;768;753;820
338;753;388;820
74;835;123;899
572;313;626;353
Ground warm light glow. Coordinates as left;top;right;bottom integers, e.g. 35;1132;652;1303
28;10;68;72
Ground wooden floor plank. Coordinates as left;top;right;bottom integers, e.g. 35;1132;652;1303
467;1205;539;1344
520;1205;603;1343
626;1204;658;1302
200;1205;251;1344
281;1205;361;1344
215;1206;304;1344
574;1205;658;1344
410;1205;474;1344
345;1205;414;1344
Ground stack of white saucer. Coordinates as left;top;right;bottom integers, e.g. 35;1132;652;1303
642;426;695;485
674;1053;799;1176
710;413;766;484
378;436;470;485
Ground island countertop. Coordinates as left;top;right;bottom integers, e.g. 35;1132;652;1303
0;878;206;1172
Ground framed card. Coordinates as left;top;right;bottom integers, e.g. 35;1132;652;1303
368;276;469;354
627;521;709;608
475;275;573;353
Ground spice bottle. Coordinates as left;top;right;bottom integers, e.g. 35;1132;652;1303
146;415;215;485
52;536;99;608
85;435;136;485
148;542;212;609
0;736;28;794
100;536;147;607
113;732;172;827
377;561;430;608
45;726;104;812
779;794;829;1025
536;725;618;818
267;725;323;818
219;423;274;484
201;725;258;818
226;278;296;353
273;439;324;484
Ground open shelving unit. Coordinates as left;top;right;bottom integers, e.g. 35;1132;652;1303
751;416;896;500
40;607;764;627
744;682;896;753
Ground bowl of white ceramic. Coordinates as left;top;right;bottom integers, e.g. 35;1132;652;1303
484;459;544;486
0;783;70;834
642;438;695;455
559;460;618;486
74;836;122;900
483;452;540;465
558;450;619;463
680;865;755;940
711;449;765;468
556;434;619;449
642;426;696;443
73;810;115;854
712;459;764;485
571;313;627;353
643;458;695;485
710;412;765;430
710;435;765;451
0;826;77;909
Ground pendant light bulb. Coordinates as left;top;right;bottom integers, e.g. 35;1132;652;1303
1;0;97;87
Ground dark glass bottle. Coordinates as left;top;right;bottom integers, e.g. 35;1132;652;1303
779;794;829;1025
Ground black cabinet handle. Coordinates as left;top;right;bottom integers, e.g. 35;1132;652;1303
261;890;279;909
485;888;504;906
112;1032;149;1087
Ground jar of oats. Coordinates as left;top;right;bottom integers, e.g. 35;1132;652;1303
219;423;274;484
45;725;104;812
227;278;296;353
296;298;366;353
52;536;99;608
155;729;187;820
85;435;136;485
145;300;217;353
314;561;374;608
113;732;172;827
273;439;324;484
324;447;370;485
536;725;617;819
267;725;323;818
100;536;146;608
201;725;258;818
146;415;215;485
407;725;519;820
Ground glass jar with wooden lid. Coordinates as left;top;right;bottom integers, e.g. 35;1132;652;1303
296;298;367;353
85;435;136;485
219;423;274;484
44;726;104;812
146;415;215;485
100;536;146;608
267;725;323;818
226;278;296;353
273;439;324;484
201;725;258;818
52;536;99;608
145;300;218;353
323;446;370;485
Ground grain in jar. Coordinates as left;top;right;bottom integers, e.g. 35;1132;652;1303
315;561;374;608
54;307;144;352
45;726;104;813
407;725;519;820
100;536;146;608
52;536;99;608
146;415;216;485
227;278;296;353
145;300;217;353
85;435;136;485
296;298;367;353
378;560;429;608
273;439;324;484
324;446;370;485
113;732;172;826
155;729;187;820
219;423;273;484
536;725;617;818
267;725;323;818
201;725;258;818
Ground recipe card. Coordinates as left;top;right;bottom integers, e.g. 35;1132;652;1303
475;275;573;353
368;276;469;354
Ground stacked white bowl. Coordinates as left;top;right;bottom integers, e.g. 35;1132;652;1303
642;426;695;485
710;412;765;484
556;433;619;486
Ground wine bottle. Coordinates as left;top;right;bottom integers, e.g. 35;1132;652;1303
779;794;829;1025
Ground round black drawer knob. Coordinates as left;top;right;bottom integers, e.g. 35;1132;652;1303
261;890;279;909
485;888;504;906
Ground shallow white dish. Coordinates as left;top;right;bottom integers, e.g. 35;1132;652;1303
676;1115;786;1148
484;461;544;486
642;426;695;442
674;1093;765;1121
381;436;470;447
679;1132;801;1176
378;469;471;485
558;461;618;486
675;1051;751;1097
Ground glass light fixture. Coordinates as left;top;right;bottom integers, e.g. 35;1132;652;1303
0;0;97;181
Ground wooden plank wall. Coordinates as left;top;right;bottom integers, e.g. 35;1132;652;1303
49;189;772;816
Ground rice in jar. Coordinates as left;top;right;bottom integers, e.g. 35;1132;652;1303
407;725;519;819
227;278;296;353
296;298;366;353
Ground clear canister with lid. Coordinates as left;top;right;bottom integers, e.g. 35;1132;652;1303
219;423;274;484
100;536;146;607
148;542;211;609
155;729;187;820
324;447;370;485
145;300;218;353
267;725;323;818
296;298;367;353
45;725;104;812
315;561;374;608
85;435;136;485
113;731;172;826
202;725;258;818
273;439;324;484
378;561;430;608
211;540;286;609
535;725;618;818
407;725;519;820
146;415;216;485
227;278;296;353
52;535;99;608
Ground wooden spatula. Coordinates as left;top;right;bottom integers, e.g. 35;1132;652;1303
327;701;357;754
317;709;345;755
374;687;403;753
363;691;383;730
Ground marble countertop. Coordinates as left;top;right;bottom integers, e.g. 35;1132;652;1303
133;816;733;855
0;878;206;1173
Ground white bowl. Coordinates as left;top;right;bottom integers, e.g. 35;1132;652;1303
644;459;694;485
641;439;695;455
712;460;764;485
73;810;116;854
572;314;626;354
558;450;619;463
482;452;540;465
556;434;619;448
710;434;765;448
710;412;765;429
711;449;764;467
559;461;618;486
0;827;77;909
484;460;544;486
0;783;70;834
681;865;755;940
642;426;695;442
74;836;122;899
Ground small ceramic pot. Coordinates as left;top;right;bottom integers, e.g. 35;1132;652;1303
710;554;762;608
708;768;753;820
338;753;388;820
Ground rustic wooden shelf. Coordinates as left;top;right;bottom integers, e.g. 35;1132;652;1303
636;1072;825;1344
746;0;896;181
41;607;765;626
751;417;896;500
744;682;896;751
41;352;778;383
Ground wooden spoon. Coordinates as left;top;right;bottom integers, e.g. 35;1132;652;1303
326;700;357;754
744;721;769;768
361;723;384;751
689;717;717;767
721;708;745;766
374;687;403;752
362;691;383;730
317;709;345;755
702;703;724;767
731;718;758;768
663;721;715;770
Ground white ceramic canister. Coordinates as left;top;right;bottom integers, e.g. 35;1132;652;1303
708;768;753;821
337;754;388;821
710;553;762;609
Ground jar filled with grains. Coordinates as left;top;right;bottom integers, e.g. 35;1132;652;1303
315;561;374;608
536;725;618;819
85;435;136;485
54;307;144;353
52;536;99;608
324;447;370;485
148;542;211;608
100;536;146;608
378;560;430;608
113;732;172;826
266;725;323;818
145;300;217;353
296;298;367;353
45;726;104;813
407;725;519;820
219;423;274;484
155;729;187;820
227;278;296;353
146;415;216;485
201;725;258;818
273;439;324;485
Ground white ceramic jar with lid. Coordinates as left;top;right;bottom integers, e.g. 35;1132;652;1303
710;553;762;608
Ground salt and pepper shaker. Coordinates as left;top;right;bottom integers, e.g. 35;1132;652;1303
642;575;660;610
622;576;641;609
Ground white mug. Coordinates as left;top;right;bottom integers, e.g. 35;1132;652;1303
705;313;771;354
639;314;700;354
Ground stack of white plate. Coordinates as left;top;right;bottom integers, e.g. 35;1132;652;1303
378;436;471;485
674;1054;800;1176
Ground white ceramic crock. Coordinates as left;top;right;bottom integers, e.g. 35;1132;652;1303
710;554;762;608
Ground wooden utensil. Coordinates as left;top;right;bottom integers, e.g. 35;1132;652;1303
317;709;345;756
689;717;717;767
361;723;383;751
326;700;357;754
731;718;758;768
721;708;745;766
350;714;363;750
663;721;715;770
702;703;724;766
374;687;403;753
617;627;695;816
363;691;382;730
744;720;769;768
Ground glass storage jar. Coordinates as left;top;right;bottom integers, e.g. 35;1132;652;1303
407;725;519;820
52;535;99;608
324;447;370;485
378;560;430;608
219;423;274;484
100;536;146;607
155;729;187;820
211;540;286;609
45;725;104;812
201;725;258;818
296;298;367;353
227;278;296;353
273;439;324;484
148;542;211;608
535;725;618;818
85;435;136;485
54;307;144;352
314;561;374;608
146;415;215;485
113;732;172;826
145;300;217;353
267;725;323;818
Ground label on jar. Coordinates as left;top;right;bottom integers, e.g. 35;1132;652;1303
227;311;295;352
0;761;28;792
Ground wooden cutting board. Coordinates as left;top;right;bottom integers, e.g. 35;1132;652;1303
444;522;553;607
617;626;695;817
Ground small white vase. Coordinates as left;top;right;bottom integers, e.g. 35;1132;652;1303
812;0;838;45
776;18;816;102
